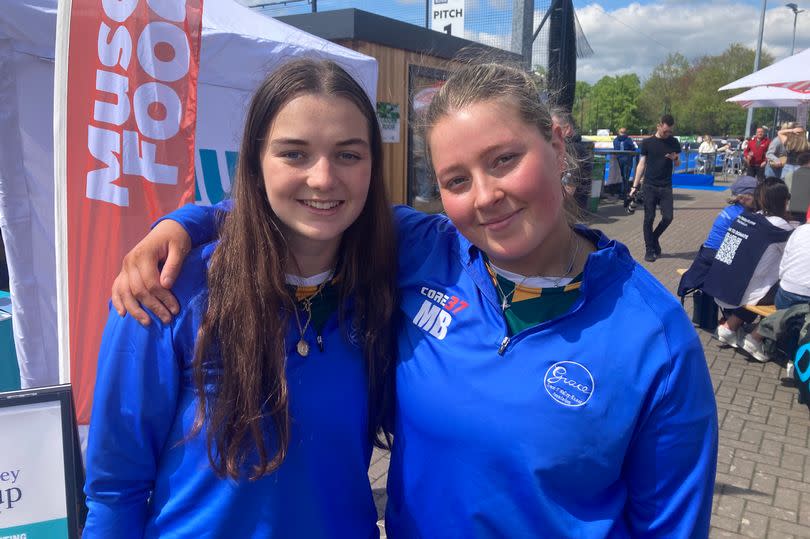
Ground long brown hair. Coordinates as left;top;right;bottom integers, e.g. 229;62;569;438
191;59;397;480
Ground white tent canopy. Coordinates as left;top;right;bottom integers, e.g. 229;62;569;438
0;0;377;389
719;48;810;93
726;85;810;108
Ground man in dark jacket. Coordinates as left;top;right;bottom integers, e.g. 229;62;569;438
613;127;637;197
743;127;770;181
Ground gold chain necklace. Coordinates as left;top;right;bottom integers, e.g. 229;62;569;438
292;279;329;357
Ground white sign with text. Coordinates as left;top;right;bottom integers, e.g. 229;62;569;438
431;0;465;37
0;401;68;535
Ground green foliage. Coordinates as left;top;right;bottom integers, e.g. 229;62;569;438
637;53;690;128
573;75;642;134
593;44;776;137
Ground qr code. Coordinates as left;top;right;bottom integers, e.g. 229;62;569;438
716;234;742;265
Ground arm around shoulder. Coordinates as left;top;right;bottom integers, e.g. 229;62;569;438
161;199;231;248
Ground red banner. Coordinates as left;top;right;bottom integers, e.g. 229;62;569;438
64;0;203;423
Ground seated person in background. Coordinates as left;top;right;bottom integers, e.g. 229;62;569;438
775;223;810;309
697;134;717;174
705;180;794;362
678;176;758;297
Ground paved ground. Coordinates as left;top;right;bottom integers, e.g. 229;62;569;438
371;182;810;538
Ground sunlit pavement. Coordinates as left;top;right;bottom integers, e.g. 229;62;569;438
370;183;810;538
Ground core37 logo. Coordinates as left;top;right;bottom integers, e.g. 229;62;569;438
411;287;469;340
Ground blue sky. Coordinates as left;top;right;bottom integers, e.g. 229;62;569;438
249;0;810;84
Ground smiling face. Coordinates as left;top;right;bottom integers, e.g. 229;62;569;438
261;93;371;259
429;99;571;275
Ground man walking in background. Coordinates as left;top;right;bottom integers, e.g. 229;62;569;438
743;127;770;181
630;115;681;262
613;127;637;197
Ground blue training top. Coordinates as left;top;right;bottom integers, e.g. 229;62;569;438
83;242;379;539
387;206;717;538
704;203;745;250
156;202;718;538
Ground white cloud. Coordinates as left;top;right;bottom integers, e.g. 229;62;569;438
487;0;511;11
572;2;810;83
466;29;512;50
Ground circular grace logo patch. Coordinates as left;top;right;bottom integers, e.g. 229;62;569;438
544;361;595;407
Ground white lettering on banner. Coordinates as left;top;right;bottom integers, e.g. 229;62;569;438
136;22;190;82
87;125;127;206
132;82;182;139
101;0;138;23
93;69;130;126
88;0;190;206
97;22;133;69
122;130;178;184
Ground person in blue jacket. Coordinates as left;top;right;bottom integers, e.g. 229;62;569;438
83;59;397;538
678;174;758;298
112;62;718;538
613;127;637;197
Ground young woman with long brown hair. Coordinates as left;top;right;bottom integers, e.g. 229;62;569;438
82;59;396;538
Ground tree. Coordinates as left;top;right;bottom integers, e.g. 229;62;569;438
635;46;775;137
590;74;641;133
637;52;690;128
572;76;641;134
572;80;591;132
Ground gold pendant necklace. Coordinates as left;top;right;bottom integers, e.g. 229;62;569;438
292;279;328;357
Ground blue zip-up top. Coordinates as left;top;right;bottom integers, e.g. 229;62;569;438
83;242;378;538
156;202;718;538
387;206;717;538
704;203;745;250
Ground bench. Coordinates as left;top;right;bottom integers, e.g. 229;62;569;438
744;304;777;317
676;268;777;318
